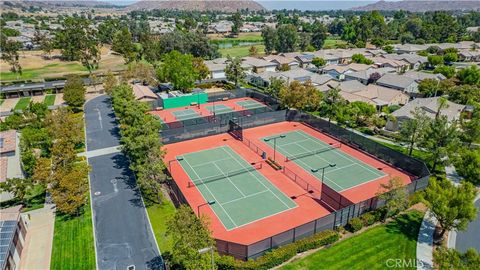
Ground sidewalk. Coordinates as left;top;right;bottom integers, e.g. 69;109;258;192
416;211;436;270
19;204;55;270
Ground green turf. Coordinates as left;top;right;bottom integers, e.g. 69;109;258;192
146;198;176;253
176;145;296;230
13;97;31;110
43;94;56;106
172;109;202;120
1;184;46;212
205;104;233;114
1;63;87;81
263;130;385;192
220;44;266;58
51;204;95;270
281;210;423;270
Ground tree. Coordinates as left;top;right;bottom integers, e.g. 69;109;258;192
32;157;53;185
351;54;374;65
265;77;286;99
383;45;394;54
421;115;459;173
231;12;243;36
418;78;440;97
261;26;277;54
103;70;118;95
434;247;480;270
279;80;321;111
457;65;480;85
298;32;311;52
427;55;444;67
248;45;258;56
167;205;215;270
55;17;100;73
224;56;246;88
311;22;327;50
368;72;382;84
460;108;480;147
443;52;458;64
34;29;53;59
398;109;429;156
275;24;298;53
433;65;456;79
63;75;86;108
0;39;22;77
278;63;290;72
376;177;408;222
322;88;345;123
156;51;197;92
454;148;480;185
50;162;89;215
422;177;477;240
123;61;156;85
0;178;33;203
311;57;326;69
193;57;210;83
137;149;166;204
112;26;136;63
447;85;480;104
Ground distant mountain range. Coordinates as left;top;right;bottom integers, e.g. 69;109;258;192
125;0;264;12
352;0;480;12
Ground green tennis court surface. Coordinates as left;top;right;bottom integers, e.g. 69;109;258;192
176;146;296;230
236;100;267;110
263;130;386;192
205;104;233;114
172;109;202;120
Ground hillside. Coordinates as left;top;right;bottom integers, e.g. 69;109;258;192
126;0;265;12
352;0;480;12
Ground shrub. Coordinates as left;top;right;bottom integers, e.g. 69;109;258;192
346;217;363;232
360;212;376;226
216;230;339;270
358;127;374;135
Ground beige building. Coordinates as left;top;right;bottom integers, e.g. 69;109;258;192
0;206;28;270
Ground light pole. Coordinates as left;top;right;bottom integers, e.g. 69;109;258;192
311;163;336;184
264;134;286;162
197;200;216;217
198;246;215;270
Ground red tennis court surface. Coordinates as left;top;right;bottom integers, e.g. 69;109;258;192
163;121;414;259
149;97;268;123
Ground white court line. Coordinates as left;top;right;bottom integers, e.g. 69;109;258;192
220;146;294;210
212;162;247;197
222;190;270;205
181;156;239;228
295;130;385;177
191;156;233;168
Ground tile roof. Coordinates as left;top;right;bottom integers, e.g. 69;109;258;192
0;130;16;155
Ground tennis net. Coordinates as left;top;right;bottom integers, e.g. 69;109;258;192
188;163;262;187
285;143;342;161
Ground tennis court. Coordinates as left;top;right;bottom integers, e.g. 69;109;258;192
205;104;233;114
263;130;386;192
236;100;268;110
172;109;202;120
176;146;297;230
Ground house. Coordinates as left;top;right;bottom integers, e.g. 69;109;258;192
335;80;409;108
0;205;28;270
131;84;158;102
458;49;480;62
294;54;316;68
369;57;410;72
394;44;428;54
242;57;278;73
262;55;300;69
376;73;419;95
386;97;466;131
382;54;428;70
0;130;23;187
249;69;335;89
321;63;372;80
403;71;446;82
344;67;396;85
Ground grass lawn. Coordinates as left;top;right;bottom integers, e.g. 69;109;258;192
146;197;176;254
281;210;424;270
43;94;56;106
51;204;95;270
323;38;348;49
13;97;31;111
1;63;87;81
209;33;262;41
1;184;46;212
220;44;265;57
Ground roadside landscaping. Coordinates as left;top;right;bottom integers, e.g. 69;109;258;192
280;210;424;270
51;203;96;270
43;94;56;106
13;97;31;111
145;194;176;253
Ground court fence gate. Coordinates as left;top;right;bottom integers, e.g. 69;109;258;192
165;109;430;260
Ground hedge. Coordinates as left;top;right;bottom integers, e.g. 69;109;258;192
346;217;363;232
216;230;339;270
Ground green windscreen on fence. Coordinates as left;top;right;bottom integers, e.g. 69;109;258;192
162;92;208;109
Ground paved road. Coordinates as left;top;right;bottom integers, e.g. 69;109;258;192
85;95;162;270
455;199;480;253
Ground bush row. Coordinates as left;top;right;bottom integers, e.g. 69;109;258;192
346;209;385;233
216;230;339;270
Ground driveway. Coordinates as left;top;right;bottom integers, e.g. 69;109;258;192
455;199;480;253
85;95;162;270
